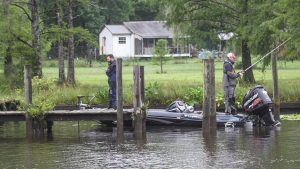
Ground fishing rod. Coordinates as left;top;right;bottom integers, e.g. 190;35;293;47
244;37;292;72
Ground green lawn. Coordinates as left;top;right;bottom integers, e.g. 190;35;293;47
1;58;300;107
42;59;300;85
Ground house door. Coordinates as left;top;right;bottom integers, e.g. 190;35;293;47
101;37;106;55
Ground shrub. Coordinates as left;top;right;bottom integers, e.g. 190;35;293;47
95;88;109;105
183;86;203;106
18;77;56;118
145;82;165;106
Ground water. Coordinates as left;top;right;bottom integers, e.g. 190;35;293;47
1;121;300;169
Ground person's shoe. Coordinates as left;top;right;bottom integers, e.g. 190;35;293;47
231;111;237;115
231;105;237;115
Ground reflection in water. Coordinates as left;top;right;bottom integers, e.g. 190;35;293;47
0;121;300;169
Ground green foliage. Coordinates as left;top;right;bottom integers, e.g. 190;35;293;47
93;0;134;25
216;92;224;108
1;55;300;110
152;39;169;73
131;0;160;21
145;82;165;106
95;88;109;105
281;114;300;121
183;87;203;106
21;77;56;118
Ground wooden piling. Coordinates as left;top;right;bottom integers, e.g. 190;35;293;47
116;58;124;142
202;59;216;131
24;65;32;105
272;54;280;120
24;65;33;138
133;65;146;137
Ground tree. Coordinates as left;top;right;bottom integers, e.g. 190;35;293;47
1;0;40;83
56;0;65;84
99;0;134;24
269;0;300;60
67;0;75;85
131;0;160;21
29;0;42;78
39;0;97;84
8;0;43;77
149;0;259;83
152;39;168;73
2;0;13;77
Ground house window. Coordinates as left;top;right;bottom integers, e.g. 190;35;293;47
119;37;126;44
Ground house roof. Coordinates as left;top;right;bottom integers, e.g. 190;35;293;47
105;25;131;35
123;21;173;38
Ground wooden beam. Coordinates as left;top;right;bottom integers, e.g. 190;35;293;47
202;59;216;131
116;58;124;141
272;53;280;120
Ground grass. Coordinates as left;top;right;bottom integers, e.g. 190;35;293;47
281;114;300;120
1;58;300;108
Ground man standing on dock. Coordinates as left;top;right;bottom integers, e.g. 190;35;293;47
106;54;117;109
223;52;244;115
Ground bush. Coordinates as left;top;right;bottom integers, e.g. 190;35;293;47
18;77;56;118
183;86;203;106
145;82;166;106
95;88;109;105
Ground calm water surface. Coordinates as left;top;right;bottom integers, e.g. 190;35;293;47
0;120;300;169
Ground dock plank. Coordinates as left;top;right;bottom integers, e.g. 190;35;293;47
0;108;133;122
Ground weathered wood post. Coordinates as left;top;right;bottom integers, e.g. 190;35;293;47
133;65;146;139
272;53;280;120
200;51;216;133
116;58;124;142
24;65;33;138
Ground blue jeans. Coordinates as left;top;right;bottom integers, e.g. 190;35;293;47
108;80;116;109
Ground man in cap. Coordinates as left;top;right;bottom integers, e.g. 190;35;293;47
222;52;244;115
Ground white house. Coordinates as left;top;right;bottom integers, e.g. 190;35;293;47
99;21;191;57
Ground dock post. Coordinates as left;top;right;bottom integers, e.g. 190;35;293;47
202;59;216;133
272;53;280;120
133;65;146;140
116;58;124;142
24;65;33;138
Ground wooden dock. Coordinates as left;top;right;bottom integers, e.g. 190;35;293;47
0;108;133;122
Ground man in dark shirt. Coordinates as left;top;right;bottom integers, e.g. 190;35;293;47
106;54;116;109
222;53;244;115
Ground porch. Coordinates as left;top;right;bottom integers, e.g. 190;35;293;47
134;38;191;57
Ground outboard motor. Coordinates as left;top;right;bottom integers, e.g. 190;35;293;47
242;85;280;126
166;100;194;113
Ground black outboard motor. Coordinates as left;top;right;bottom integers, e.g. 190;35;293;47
242;85;280;126
166;100;194;113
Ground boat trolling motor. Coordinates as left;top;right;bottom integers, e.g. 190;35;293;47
242;85;280;126
166;100;195;113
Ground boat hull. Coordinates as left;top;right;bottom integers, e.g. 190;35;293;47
146;109;246;127
100;109;247;127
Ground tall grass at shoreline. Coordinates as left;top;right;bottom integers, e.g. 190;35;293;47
1;58;300;108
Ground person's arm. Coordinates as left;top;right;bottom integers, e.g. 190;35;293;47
224;63;240;79
106;63;116;76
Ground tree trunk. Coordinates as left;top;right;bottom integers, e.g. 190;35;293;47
56;0;65;84
160;56;163;73
67;0;75;85
3;0;13;77
241;39;255;83
239;1;255;83
30;0;43;78
4;46;13;77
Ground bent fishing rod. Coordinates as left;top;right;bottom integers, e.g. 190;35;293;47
244;37;292;72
